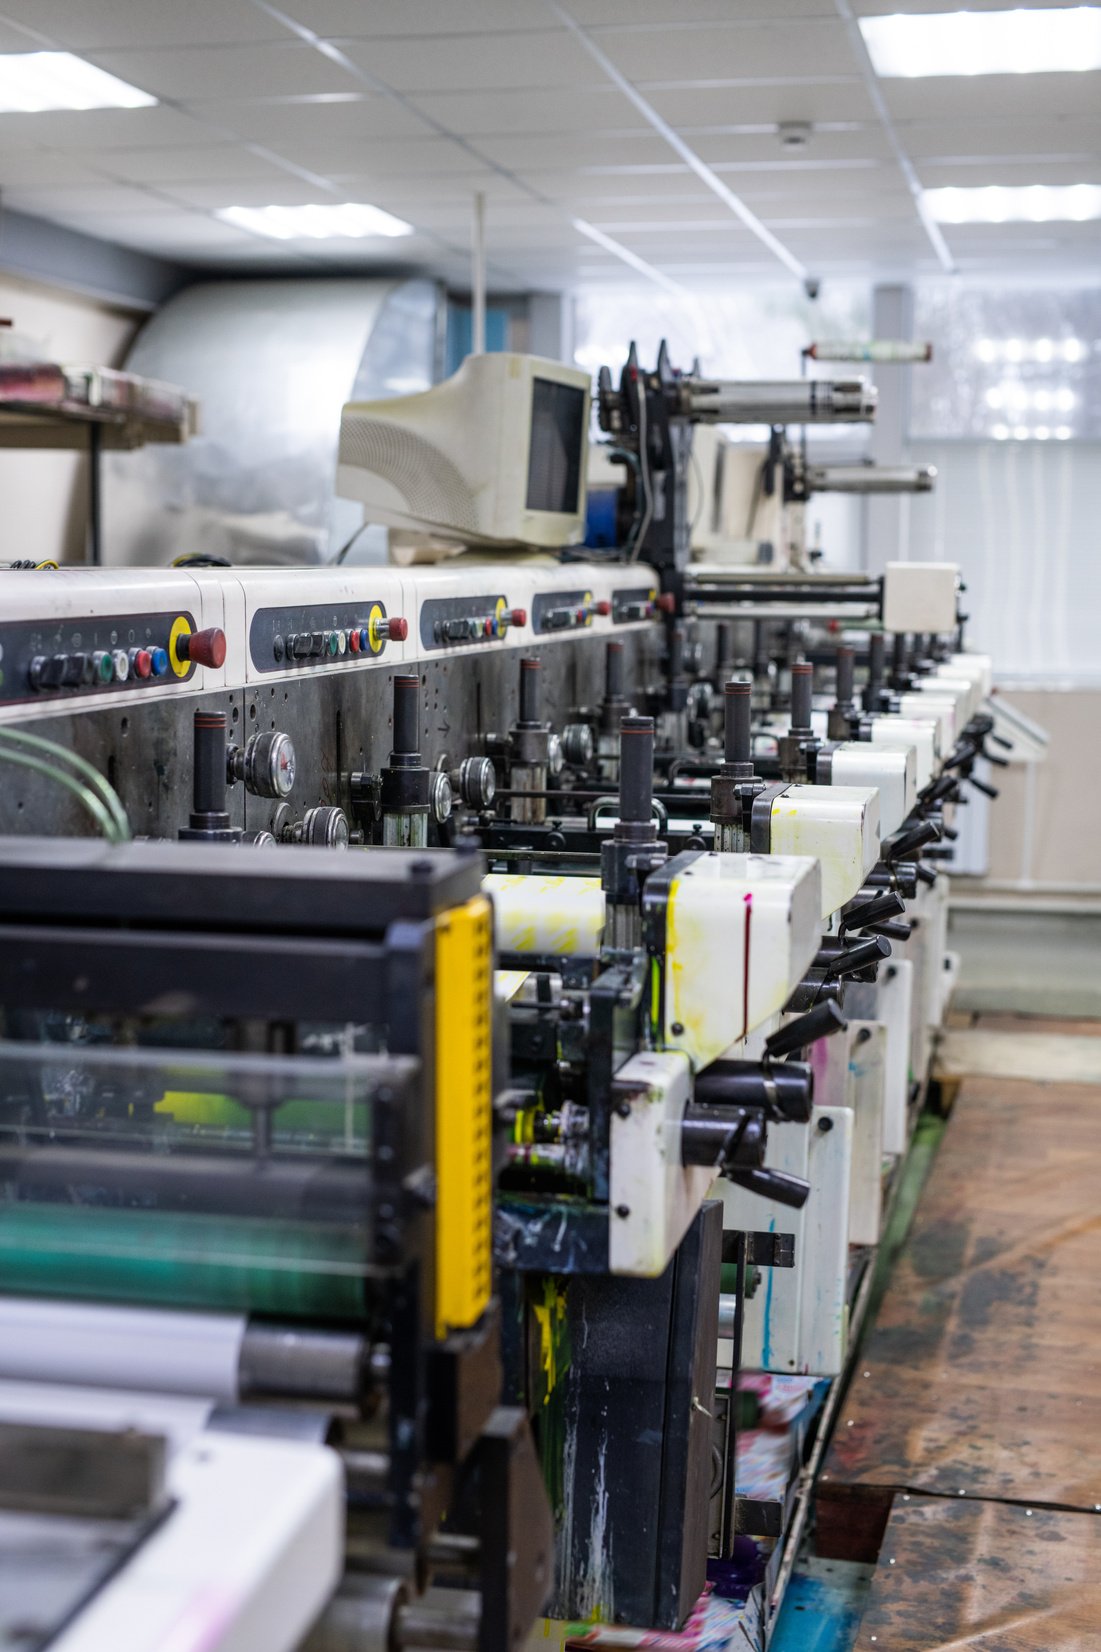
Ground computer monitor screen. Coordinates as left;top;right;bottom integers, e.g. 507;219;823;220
527;378;585;514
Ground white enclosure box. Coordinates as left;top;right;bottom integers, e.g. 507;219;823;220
829;743;916;836
866;714;940;791
882;561;959;635
337;352;591;550
658;852;823;1071
769;785;881;917
811;1020;887;1247
609;1050;716;1276
949;651;993;698
898;692;954;751
721;1105;854;1376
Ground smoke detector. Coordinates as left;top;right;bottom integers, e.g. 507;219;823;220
778;121;813;149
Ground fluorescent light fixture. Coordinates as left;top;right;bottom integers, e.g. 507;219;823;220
925;184;1101;224
217;202;413;241
1034;426;1050;440
0;51;155;112
1055;426;1073;440
973;336;1089;364
991;423;1009;440
1012;424;1030;440
860;8;1101;77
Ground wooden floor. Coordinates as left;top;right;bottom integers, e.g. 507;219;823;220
853;1496;1101;1651
817;1020;1101;1641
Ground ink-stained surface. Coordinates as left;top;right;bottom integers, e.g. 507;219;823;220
821;1072;1101;1514
854;1495;1101;1650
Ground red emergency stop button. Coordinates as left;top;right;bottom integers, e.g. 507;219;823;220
178;627;227;669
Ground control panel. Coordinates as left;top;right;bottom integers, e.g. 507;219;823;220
420;594;527;650
248;602;408;674
612;583;665;624
532;587;607;634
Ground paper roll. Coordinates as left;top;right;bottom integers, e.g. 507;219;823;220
483;874;606;957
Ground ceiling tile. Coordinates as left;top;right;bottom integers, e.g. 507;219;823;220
91;144;290;185
597;20;856;83
574;1;838;21
644;80;880;128
195;94;431;147
405;85;642;137
0;105;225;151
473;131;673;172
337;29;605;94
82;43;357;102
0;0;292;49
276;0;553;35
882;73;1101;125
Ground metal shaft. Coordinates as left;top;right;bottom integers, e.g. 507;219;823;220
519;656;541;724
619;715;654;825
392;674;420;758
790;662;813;731
724;679;752;766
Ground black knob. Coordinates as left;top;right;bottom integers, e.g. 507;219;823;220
300;806;350;847
725;1167;811;1209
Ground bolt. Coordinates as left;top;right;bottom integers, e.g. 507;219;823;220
615;1100;632;1118
671;1021;685;1035
817;1116;834;1133
615;1203;631;1219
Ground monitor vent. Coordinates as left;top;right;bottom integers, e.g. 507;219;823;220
339;414;479;536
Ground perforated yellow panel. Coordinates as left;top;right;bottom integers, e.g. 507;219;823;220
433;894;493;1339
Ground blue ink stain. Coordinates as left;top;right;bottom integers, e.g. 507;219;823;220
761;1215;777;1369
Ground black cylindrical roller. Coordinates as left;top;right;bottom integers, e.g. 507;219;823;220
823;934;891;979
790;661;813;730
867;631;885;686
715;623;732;675
519;656;541;724
669;623;686;678
892;632;908;679
392;674;420;756
193;710;228;818
724;678;752;765
726;1166;810;1210
680;1106;764;1170
764;999;847;1060
835;646;855;707
619;715;655;824
605;640;625;701
694;1059;813;1125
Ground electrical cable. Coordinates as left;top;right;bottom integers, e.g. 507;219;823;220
0;743;121;841
332;522;369;565
630;381;653;562
0;728;130;840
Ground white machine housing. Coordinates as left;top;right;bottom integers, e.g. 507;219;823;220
337;353;592;550
881;561;958;635
767;785;881;917
828;743;916;837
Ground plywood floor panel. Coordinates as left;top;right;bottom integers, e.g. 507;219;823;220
853;1495;1101;1651
821;1075;1101;1513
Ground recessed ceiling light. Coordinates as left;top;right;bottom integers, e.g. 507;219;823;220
924;185;1101;224
859;8;1101;77
0;51;155;112
217;203;413;242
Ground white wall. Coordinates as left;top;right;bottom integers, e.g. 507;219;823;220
0;272;143;565
904;438;1100;685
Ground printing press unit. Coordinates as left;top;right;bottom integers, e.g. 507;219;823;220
0;344;1007;1649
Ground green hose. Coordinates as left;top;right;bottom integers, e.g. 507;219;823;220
0;728;130;839
0;1204;370;1319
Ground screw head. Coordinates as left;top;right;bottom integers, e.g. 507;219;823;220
615;1203;631;1219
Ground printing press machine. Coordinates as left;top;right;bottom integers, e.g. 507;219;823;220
0;345;1011;1649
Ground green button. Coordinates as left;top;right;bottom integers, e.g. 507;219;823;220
327;631;339;656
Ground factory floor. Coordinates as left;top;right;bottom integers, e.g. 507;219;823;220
772;907;1101;1652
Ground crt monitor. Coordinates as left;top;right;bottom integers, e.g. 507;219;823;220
336;352;591;550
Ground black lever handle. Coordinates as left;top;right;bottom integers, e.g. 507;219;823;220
886;819;941;862
915;860;938;886
969;775;999;800
865;919;912;943
981;744;1010;768
726;1166;811;1210
839;890;905;934
823;935;891;979
765;999;847;1060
